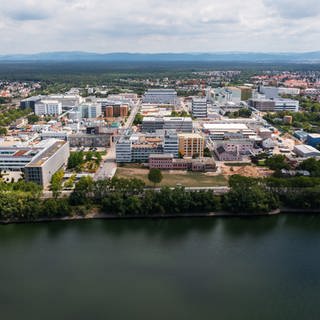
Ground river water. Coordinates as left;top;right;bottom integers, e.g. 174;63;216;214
1;215;320;320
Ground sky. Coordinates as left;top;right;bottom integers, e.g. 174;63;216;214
0;0;320;54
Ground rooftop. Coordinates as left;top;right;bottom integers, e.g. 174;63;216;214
26;140;67;168
203;123;248;130
294;144;320;154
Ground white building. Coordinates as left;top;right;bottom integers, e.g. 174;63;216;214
192;98;208;118
143;89;178;105
293;145;320;158
203;123;256;140
35;100;63;116
0;139;69;187
274;99;300;112
24;140;70;187
41;131;68;140
249;97;299;112
78;103;102;119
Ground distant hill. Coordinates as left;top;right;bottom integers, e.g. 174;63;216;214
1;51;320;62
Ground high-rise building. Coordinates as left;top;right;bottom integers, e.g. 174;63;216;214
34;100;63;116
78;103;102;119
178;133;205;158
164;130;179;158
192;98;207;118
116;137;132;163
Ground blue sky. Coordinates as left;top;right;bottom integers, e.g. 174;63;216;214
0;0;320;54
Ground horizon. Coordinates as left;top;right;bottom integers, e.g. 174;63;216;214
3;50;320;55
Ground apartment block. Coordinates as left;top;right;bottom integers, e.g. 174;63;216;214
178;133;204;158
192;98;207;118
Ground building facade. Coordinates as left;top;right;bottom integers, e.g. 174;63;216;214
142;117;193;133
143;89;178;105
192;98;208;118
24;140;70;187
35;100;63;116
178;133;204;158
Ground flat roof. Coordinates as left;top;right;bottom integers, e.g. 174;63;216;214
308;134;320;138
178;133;203;138
203;123;248;130
26;140;67;167
294;144;320;154
149;153;174;158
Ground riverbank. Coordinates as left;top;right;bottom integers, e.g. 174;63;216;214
2;208;320;225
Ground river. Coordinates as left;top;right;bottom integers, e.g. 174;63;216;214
1;215;320;319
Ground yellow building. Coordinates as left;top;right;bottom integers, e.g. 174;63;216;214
178;133;204;158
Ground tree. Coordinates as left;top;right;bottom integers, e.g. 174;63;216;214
224;175;279;213
204;147;212;157
265;155;290;171
69;176;94;205
68;151;84;170
148;169;163;187
0;127;7;135
133;113;143;125
27;114;40;124
298;158;320;177
50;169;65;198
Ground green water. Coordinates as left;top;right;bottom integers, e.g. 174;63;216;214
1;215;320;320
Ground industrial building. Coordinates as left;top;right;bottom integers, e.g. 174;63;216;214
306;134;320;148
142;117;193;133
203;123;256;140
143;89;178;105
293;145;320;158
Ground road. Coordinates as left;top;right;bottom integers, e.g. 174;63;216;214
94;144;117;181
42;185;230;199
123;99;141;130
94;100;141;181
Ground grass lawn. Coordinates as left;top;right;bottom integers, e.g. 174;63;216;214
116;167;228;187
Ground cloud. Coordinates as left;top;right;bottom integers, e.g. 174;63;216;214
8;9;50;21
0;0;319;53
263;0;320;19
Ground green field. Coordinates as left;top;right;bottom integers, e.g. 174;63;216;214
116;167;228;187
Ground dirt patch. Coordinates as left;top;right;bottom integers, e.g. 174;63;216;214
221;165;273;178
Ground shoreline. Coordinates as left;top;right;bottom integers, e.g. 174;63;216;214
1;208;320;226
